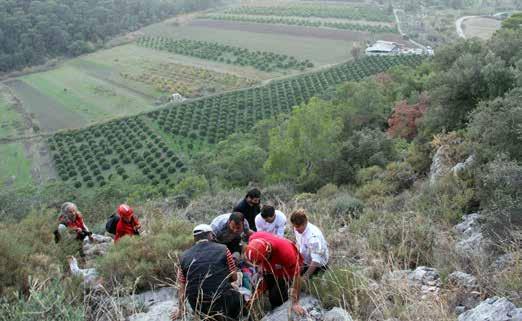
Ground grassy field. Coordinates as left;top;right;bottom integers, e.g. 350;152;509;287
463;17;501;40
143;23;356;66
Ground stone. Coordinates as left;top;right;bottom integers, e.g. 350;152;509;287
382;267;441;297
448;272;479;290
448;271;481;313
324;307;353;321
129;301;173;321
260;296;323;321
457;297;522;321
454;214;488;257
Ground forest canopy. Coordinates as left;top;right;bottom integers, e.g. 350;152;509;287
0;0;220;72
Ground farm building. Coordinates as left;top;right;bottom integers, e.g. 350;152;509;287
171;93;186;103
365;41;401;56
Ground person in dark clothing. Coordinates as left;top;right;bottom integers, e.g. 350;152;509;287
233;188;261;231
211;212;253;254
171;224;242;321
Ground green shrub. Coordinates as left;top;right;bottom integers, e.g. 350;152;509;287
307;267;370;313
333;193;364;218
96;217;192;291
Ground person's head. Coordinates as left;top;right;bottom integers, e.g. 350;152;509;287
61;202;78;219
245;188;261;207
245;238;272;266
193;224;215;242
117;204;134;222
290;209;308;234
227;212;245;234
260;205;276;223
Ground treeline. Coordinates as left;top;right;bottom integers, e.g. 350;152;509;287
0;0;220;73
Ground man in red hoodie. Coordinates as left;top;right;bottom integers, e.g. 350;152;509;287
245;232;305;316
114;204;141;242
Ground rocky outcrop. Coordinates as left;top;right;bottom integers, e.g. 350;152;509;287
260;296;323;321
83;234;114;262
454;214;487;256
125;288;176;321
324;307;353;321
452;155;475;178
382;266;441;297
448;271;481;314
457;297;522;321
429;145;455;185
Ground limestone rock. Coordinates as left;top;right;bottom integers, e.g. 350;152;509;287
457;297;522;321
260;296;323;321
129;301;173;321
83;233;114;261
448;271;481;313
324;307;353;321
382;267;441;297
454;214;487;256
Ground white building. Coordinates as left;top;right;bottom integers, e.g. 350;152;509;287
365;41;401;56
171;93;186;103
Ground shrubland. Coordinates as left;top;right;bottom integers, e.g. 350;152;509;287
1;24;521;320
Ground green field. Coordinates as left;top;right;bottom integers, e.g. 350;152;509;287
142;24;355;66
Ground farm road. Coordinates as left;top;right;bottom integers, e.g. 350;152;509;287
456;16;477;38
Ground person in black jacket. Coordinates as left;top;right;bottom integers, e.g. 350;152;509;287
233;188;261;231
171;224;242;321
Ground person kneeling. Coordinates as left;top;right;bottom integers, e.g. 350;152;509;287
171;224;242;321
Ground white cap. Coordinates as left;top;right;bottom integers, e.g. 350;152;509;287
193;224;213;236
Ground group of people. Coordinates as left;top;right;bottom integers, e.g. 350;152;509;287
55;202;141;245
172;188;330;320
54;188;330;321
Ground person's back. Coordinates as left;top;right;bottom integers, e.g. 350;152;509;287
180;241;232;304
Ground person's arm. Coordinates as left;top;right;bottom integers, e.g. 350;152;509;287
225;249;238;282
290;274;305;315
171;269;186;320
302;261;320;280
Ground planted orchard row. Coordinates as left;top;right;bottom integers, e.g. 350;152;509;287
136;37;314;72
48;117;187;189
203;15;397;33
147;55;424;144
121;63;256;97
223;5;394;22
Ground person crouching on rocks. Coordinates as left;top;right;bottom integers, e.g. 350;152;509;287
55;202;93;243
114;204;141;242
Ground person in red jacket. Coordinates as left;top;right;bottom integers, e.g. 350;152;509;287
114;204;141;242
245;232;305;316
56;202;93;242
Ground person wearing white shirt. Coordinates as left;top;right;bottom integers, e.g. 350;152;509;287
255;205;286;237
290;209;329;280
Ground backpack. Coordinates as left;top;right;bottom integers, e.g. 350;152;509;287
105;213;120;234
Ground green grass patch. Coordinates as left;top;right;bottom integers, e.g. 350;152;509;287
0;143;33;188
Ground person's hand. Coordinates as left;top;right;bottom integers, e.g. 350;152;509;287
291;303;305;316
75;228;83;233
170;307;182;320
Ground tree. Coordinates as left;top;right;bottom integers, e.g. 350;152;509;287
387;93;428;140
264;98;342;190
501;12;522;31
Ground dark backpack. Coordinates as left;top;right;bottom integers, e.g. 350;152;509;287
105;213;120;234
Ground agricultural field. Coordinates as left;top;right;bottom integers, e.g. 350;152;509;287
222;3;394;22
201;14;397;33
136;37;315;72
462;17;501;40
48;55;425;189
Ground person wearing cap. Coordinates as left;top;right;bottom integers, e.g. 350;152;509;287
171;224;242;321
290;209;329;281
114;204;141;242
56;202;93;242
255;205;287;237
210;212;253;254
233;188;261;231
245;232;305;316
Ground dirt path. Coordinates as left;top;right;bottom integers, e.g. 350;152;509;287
393;8;428;51
456;15;477;39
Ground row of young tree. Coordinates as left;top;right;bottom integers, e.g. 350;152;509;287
0;0;220;73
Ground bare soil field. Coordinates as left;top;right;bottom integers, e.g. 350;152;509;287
190;19;407;44
463;17;501;40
